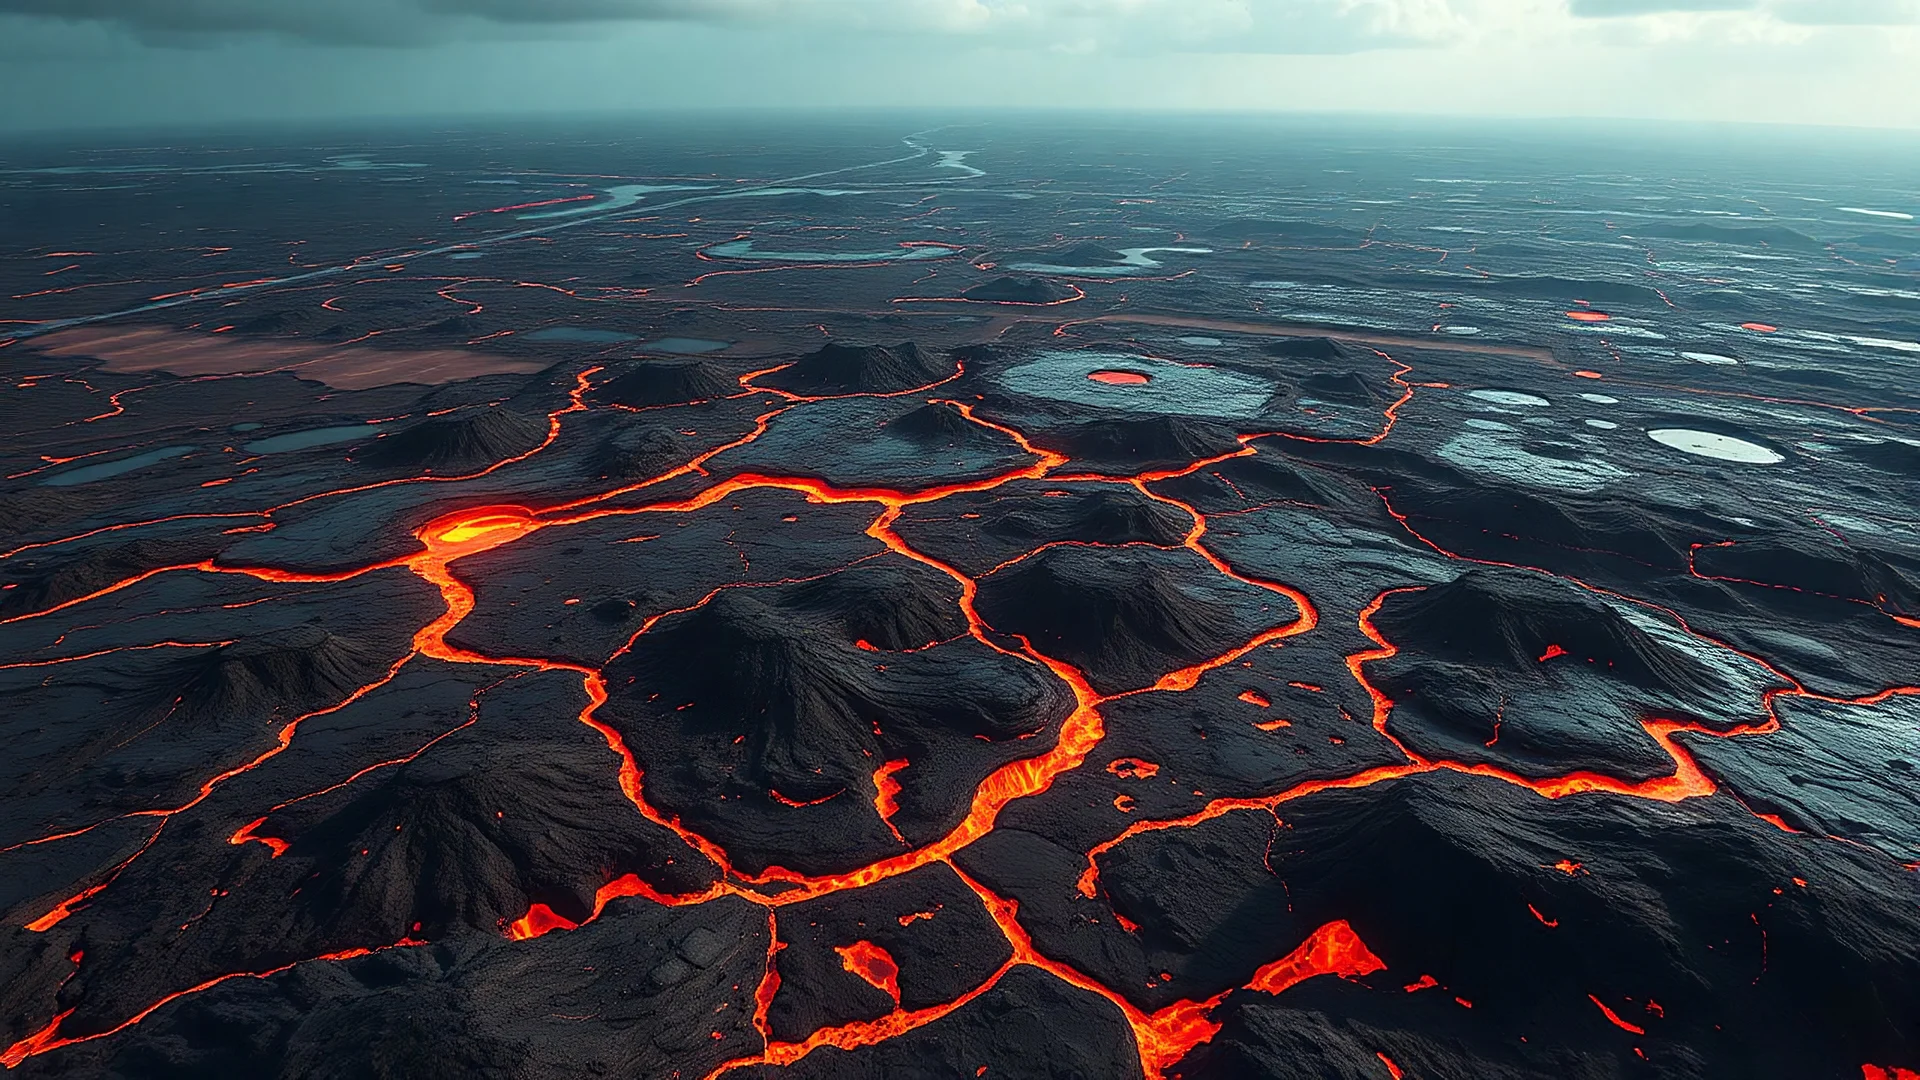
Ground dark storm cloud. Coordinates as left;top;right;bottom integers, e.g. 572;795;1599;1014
0;0;751;44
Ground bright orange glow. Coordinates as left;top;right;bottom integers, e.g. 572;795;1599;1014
13;318;1917;1078
1378;1051;1405;1079
836;940;903;1006
873;760;910;844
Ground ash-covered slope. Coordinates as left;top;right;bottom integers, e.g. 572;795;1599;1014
961;276;1080;304
1370;567;1775;780
600;560;1075;875
1035;415;1243;474
758;341;953;395
168;627;382;727
975;545;1290;695
355;407;548;472
0;536;223;619
894;482;1193;577
592;359;737;408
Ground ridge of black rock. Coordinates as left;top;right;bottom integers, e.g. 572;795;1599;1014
593;359;736;408
975;546;1280;695
760;341;951;395
784;560;968;652
1373;566;1721;698
355;407;548;472
609;565;1056;801
1261;337;1349;363
1847;438;1920;476
1038;415;1242;473
884;401;977;442
0;536;224;618
590;421;684;480
961;276;1078;304
1300;370;1387;404
1695;536;1920;618
169;626;382;728
985;487;1191;547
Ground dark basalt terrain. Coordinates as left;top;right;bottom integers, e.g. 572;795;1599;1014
2;117;1917;1080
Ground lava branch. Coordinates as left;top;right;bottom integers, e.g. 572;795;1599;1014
0;937;428;1069
702;859;1389;1080
4;345;1445;1071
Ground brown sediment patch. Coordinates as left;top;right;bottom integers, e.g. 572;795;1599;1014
30;326;545;391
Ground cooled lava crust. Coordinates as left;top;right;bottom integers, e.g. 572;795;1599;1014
3;127;1919;1080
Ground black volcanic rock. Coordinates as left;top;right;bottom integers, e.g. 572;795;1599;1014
1038;415;1242;473
1154;451;1367;516
782;967;1139;1080
784;559;967;651
1376;568;1722;696
355;407;547;471
589;421;683;480
974;545;1289;695
1301;370;1387;404
1846;438;1920;475
765;863;1011;1042
1261;337;1349;363
600;561;1075;874
593;359;736;408
257;675;719;937
1140;774;1920;1079
884;401;976;441
168;626;381;729
0;536;224;619
1380;477;1721;574
1695;536;1920;619
759;341;951;395
892;482;1194;577
989;487;1191;548
1370;567;1773;779
961;276;1079;304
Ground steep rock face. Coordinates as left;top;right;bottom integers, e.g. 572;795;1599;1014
891;482;1195;578
356;408;547;472
1375;568;1723;697
589;422;683;481
1693;537;1920;619
593;360;736;408
758;342;952;396
0;536;223;618
974;545;1288;695
884;401;976;442
1300;370;1387;405
167;626;384;730
600;561;1075;875
961;276;1079;304
1037;415;1243;473
1370;568;1774;780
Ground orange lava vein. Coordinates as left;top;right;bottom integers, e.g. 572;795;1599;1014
0;940;425;1069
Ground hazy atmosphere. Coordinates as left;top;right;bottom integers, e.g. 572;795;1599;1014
4;0;1920;132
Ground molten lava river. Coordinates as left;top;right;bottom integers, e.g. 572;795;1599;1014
3;329;1917;1080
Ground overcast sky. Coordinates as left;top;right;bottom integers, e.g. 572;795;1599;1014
2;0;1917;133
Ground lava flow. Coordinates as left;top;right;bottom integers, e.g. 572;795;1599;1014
6;299;1916;1080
